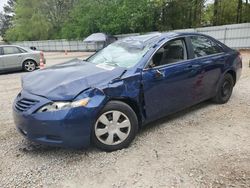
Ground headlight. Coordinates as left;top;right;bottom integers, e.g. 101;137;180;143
37;98;90;113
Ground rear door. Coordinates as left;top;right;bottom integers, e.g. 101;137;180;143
142;38;202;121
189;35;226;100
3;46;24;69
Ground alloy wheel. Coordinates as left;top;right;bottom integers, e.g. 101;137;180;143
24;61;36;72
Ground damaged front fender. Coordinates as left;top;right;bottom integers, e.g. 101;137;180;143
75;88;108;110
100;73;146;124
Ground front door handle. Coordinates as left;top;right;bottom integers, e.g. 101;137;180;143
155;69;165;78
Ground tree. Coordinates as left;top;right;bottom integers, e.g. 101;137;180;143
5;0;51;41
3;0;249;41
61;0;155;39
40;0;77;38
4;0;77;41
236;0;243;23
213;0;219;25
209;0;241;26
243;0;250;22
0;0;16;38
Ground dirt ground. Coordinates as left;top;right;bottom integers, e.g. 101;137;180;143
0;51;249;188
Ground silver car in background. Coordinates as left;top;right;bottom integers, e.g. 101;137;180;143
0;45;46;72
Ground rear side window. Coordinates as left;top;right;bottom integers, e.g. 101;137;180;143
190;36;223;58
3;47;22;55
0;48;3;55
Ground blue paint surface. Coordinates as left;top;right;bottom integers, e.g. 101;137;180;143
13;32;242;148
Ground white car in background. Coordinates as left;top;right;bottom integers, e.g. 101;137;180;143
0;45;46;72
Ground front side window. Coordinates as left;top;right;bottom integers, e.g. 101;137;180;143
3;47;21;55
190;36;223;58
149;39;187;68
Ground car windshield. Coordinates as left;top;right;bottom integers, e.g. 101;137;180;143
87;41;150;68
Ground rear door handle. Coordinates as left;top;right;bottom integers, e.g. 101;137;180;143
184;65;194;70
184;64;201;72
203;60;213;64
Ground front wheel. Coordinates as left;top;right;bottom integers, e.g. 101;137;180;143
213;74;234;104
92;101;138;152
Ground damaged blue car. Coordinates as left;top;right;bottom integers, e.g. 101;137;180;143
13;32;242;151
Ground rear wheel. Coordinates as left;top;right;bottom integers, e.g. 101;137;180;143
23;60;36;72
92;101;138;151
213;74;234;104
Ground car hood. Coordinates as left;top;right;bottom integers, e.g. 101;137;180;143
22;59;126;101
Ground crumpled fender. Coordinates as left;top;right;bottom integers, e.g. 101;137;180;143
75;88;108;110
101;72;145;122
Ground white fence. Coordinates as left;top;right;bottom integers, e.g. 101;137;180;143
12;23;250;51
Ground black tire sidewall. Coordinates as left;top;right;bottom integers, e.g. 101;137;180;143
91;101;138;152
215;74;234;104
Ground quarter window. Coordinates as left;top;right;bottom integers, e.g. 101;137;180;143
18;47;27;53
3;47;22;55
149;39;187;67
190;36;223;57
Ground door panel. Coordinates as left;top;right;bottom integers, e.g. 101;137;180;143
142;60;202;122
189;35;227;100
195;55;224;100
3;47;24;69
3;54;23;69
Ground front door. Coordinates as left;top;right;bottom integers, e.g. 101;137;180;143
142;38;202;121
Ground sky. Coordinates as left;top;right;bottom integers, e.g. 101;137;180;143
206;0;214;5
0;0;8;13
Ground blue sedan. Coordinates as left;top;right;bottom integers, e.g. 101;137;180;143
13;32;242;151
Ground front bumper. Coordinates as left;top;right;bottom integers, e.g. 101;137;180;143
13;90;102;148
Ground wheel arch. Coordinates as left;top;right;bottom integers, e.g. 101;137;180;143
106;97;142;127
215;68;237;96
225;69;236;86
22;59;38;69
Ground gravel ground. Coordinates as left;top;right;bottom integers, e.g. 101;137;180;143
0;51;249;188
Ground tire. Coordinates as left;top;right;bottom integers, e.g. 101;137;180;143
23;60;36;72
213;74;234;104
92;101;138;152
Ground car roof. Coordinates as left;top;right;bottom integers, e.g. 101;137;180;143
0;44;23;48
119;32;215;49
0;44;35;52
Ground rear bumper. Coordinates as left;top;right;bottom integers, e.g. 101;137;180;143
12;91;100;148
